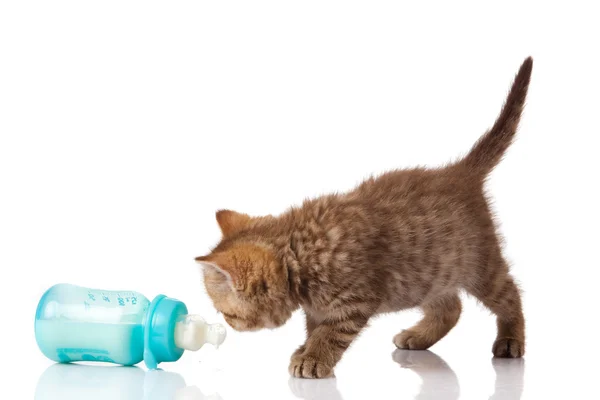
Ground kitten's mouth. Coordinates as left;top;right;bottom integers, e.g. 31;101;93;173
222;311;242;321
222;312;262;332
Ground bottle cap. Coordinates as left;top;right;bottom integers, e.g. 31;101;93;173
143;295;187;369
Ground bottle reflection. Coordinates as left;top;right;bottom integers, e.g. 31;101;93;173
35;363;222;400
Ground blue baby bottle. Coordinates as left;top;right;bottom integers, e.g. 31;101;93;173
35;284;226;369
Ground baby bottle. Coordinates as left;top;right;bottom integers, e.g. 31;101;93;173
35;283;226;369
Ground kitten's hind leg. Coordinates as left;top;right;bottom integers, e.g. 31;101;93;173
394;293;462;350
468;269;525;358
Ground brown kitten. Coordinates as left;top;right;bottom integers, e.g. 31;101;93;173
196;57;533;379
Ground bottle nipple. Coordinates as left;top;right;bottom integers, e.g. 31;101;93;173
174;315;227;352
204;322;227;349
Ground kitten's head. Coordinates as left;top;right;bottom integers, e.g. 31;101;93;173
195;210;295;332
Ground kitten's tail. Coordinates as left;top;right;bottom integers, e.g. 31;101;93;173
461;57;533;176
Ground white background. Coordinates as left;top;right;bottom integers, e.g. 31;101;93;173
1;1;598;399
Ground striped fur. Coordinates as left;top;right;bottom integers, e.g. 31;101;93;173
196;57;533;378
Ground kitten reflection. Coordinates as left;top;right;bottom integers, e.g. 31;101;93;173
288;376;343;400
35;363;222;400
391;349;525;400
393;349;460;400
489;358;525;400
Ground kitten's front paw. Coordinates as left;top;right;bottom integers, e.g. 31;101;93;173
492;338;524;358
393;329;432;350
291;344;306;360
289;353;334;379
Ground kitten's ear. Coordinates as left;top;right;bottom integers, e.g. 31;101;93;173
195;254;243;291
194;254;218;269
215;209;251;237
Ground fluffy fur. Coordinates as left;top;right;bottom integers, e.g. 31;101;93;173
196;57;533;378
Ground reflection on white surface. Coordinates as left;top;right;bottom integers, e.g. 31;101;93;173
289;350;525;400
393;349;525;400
393;349;460;400
34;351;525;400
489;358;525;400
35;363;222;400
289;376;343;400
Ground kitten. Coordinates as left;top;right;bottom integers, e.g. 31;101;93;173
196;57;533;379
